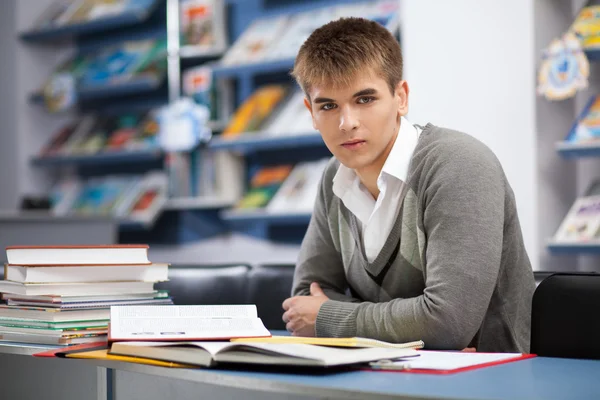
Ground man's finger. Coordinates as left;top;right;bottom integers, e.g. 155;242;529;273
282;297;292;310
286;321;294;334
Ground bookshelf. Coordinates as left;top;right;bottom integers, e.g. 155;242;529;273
19;0;162;42
538;2;600;270
19;0;398;246
555;141;600;158
31;149;163;167
547;240;600;255
209;132;324;153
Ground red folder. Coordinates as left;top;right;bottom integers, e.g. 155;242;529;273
367;353;537;374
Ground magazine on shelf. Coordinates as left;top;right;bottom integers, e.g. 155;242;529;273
41;54;88;112
80;37;167;88
180;0;227;54
553;179;600;243
263;7;337;62
564;94;600;145
235;165;294;210
221;85;290;138
31;0;155;30
30;0;79;30
261;90;316;136
39;122;80;157
267;158;329;213
124;172;168;225
221;15;289;66
50;177;81;216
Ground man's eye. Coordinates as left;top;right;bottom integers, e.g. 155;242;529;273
320;103;336;111
357;96;375;104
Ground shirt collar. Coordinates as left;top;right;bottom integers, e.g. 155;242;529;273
380;116;420;182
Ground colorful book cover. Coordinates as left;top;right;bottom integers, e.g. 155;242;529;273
235;165;293;210
81;37;167;87
222;85;289;137
221;15;289;66
566;95;600;143
180;0;217;48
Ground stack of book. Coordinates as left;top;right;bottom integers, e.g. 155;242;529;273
0;245;171;346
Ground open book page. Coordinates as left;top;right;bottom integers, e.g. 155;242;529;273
214;343;419;367
110;305;270;341
370;351;526;371
231;336;424;349
110;341;419;368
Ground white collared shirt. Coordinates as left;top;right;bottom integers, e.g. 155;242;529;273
332;117;422;262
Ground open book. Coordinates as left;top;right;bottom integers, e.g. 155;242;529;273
231;336;424;349
110;341;419;368
109;305;271;341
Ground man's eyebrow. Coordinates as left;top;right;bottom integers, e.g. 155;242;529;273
353;88;377;97
313;97;335;104
313;88;378;104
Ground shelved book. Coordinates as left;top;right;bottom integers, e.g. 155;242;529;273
0;244;172;345
563;94;600;145
49;172;168;225
30;0;156;31
266;158;329;213
180;0;227;54
220;0;399;66
553;179;600;243
221;85;290;138
235;165;293;210
38;111;160;157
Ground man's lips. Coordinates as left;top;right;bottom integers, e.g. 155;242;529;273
341;139;366;149
342;139;366;145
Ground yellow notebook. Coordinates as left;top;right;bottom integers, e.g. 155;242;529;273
65;349;195;368
230;336;425;349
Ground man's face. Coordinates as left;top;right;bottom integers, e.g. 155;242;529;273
304;69;408;174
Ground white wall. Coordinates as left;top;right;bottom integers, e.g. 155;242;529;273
402;0;539;269
14;0;72;201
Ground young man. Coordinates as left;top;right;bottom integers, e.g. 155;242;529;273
282;17;535;353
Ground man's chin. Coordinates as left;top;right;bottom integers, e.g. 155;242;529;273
336;157;371;171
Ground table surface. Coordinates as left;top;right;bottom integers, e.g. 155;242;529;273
1;342;598;400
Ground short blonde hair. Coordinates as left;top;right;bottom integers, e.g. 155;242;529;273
292;17;403;99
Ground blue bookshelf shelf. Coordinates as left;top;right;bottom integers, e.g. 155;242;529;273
119;220;150;231
211;58;295;79
31;150;163;167
19;0;161;42
209;132;324;153
556;141;600;158
78;75;164;101
221;209;312;225
585;49;600;62
547;240;600;254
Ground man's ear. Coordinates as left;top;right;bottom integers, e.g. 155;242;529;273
395;80;409;116
304;97;318;130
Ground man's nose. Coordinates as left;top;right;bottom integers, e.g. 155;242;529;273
339;107;359;132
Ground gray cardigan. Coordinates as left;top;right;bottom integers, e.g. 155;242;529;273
292;124;535;352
